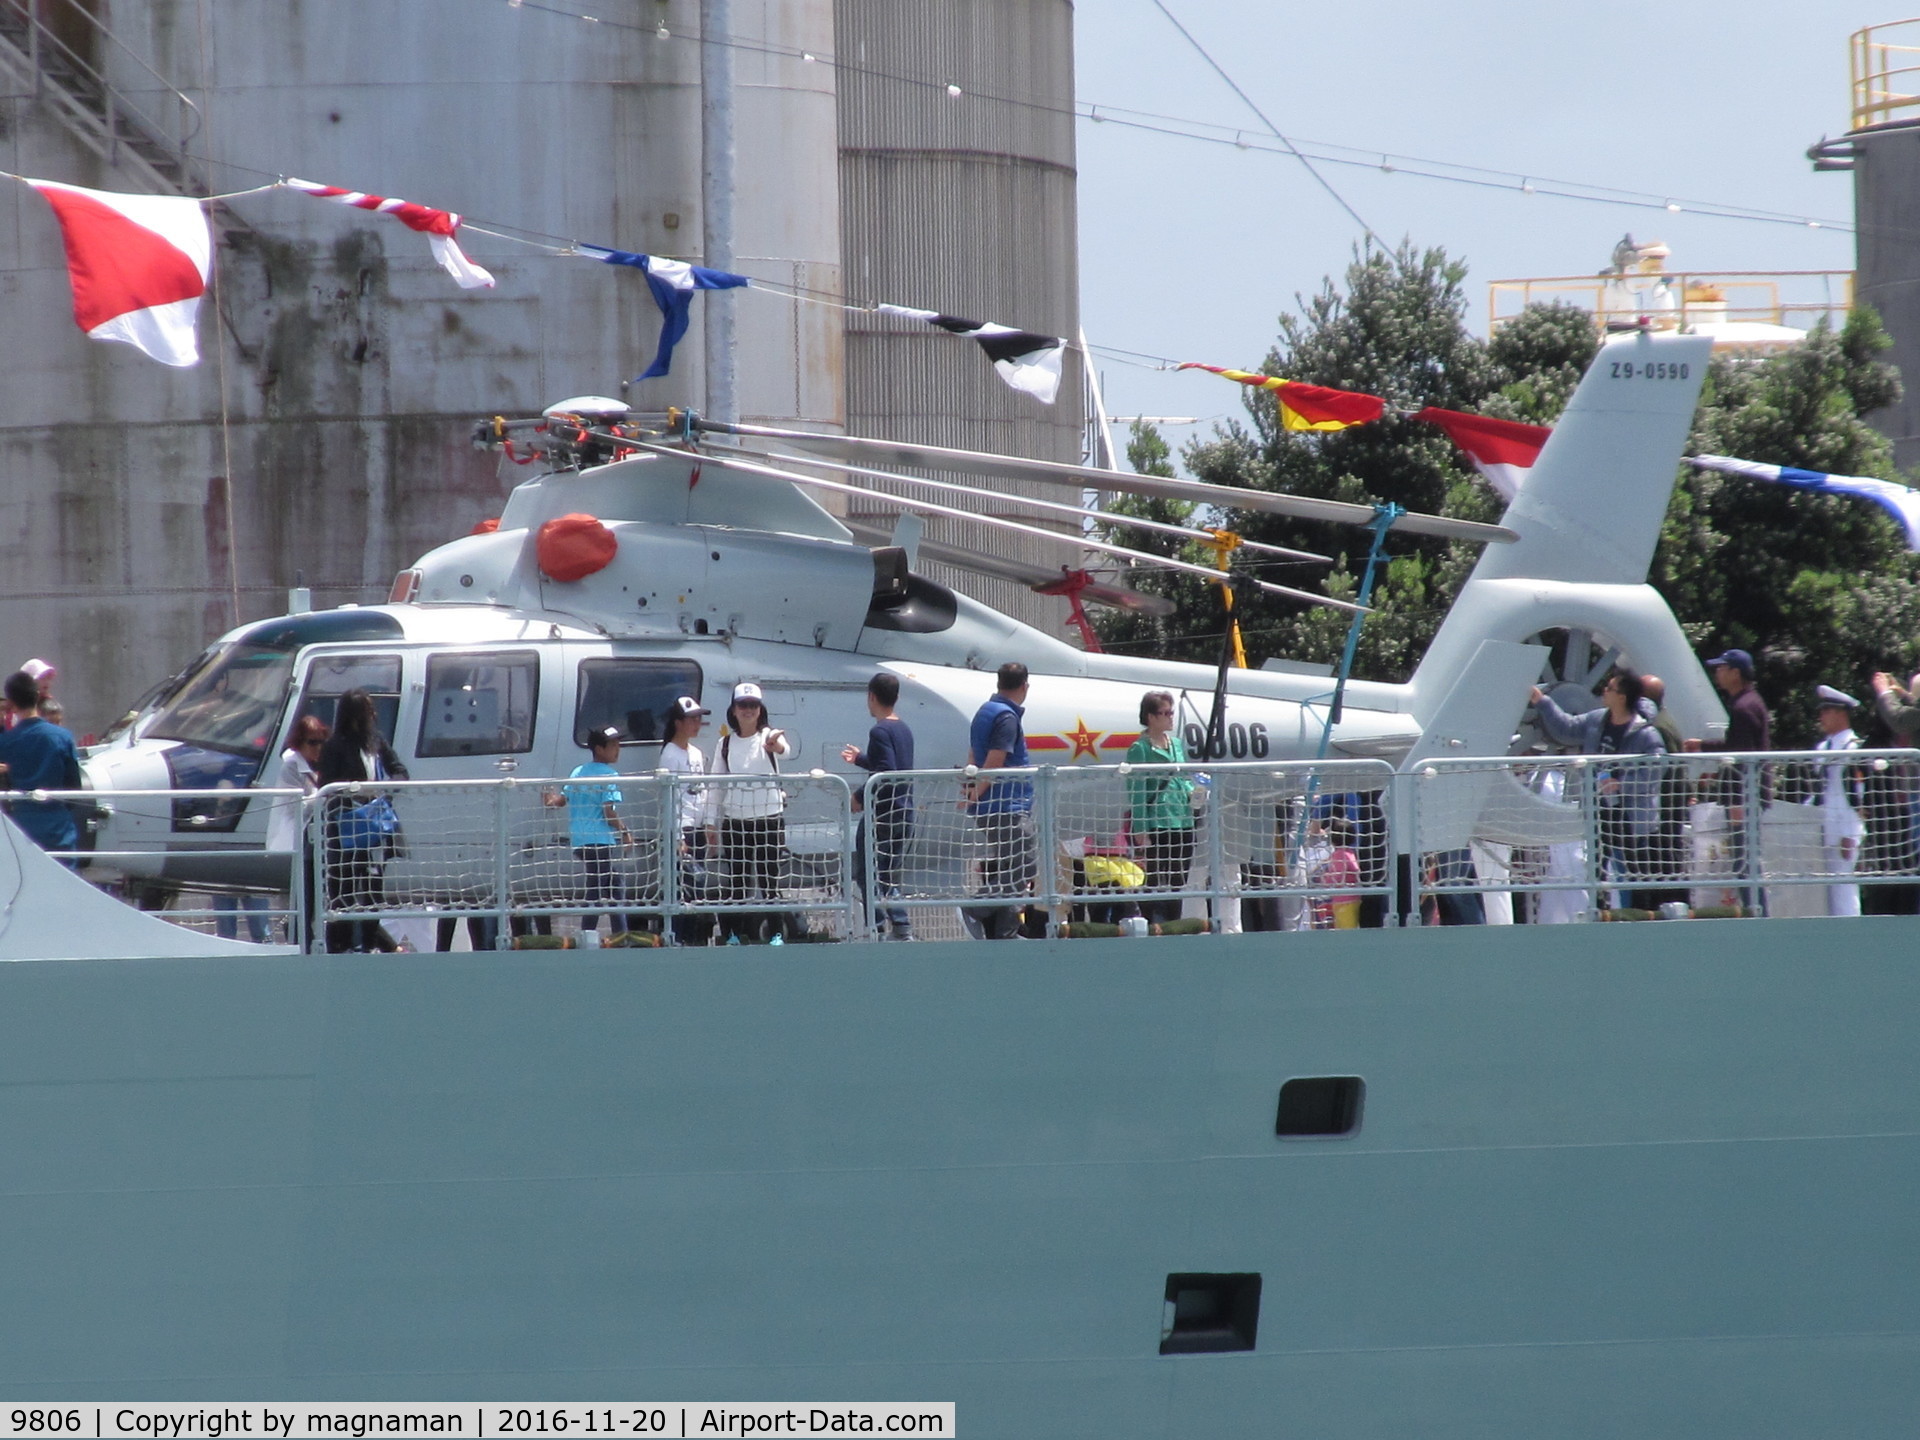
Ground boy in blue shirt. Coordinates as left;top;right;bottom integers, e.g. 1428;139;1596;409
548;725;642;937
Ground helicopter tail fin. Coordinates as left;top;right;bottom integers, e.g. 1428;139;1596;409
1404;640;1549;769
1408;329;1725;752
1474;329;1712;587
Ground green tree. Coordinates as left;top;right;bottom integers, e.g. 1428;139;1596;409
1663;308;1912;739
1172;243;1571;679
1098;244;1914;746
1088;421;1219;658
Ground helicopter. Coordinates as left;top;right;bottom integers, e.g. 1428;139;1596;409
78;328;1725;895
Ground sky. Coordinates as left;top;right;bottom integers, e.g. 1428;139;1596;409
1073;0;1863;455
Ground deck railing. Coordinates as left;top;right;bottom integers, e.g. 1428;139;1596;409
1853;18;1920;131
36;750;1920;947
1487;271;1853;340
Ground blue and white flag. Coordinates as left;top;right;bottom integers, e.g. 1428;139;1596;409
578;246;750;380
1689;454;1920;551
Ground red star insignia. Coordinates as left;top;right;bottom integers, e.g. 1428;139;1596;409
1066;717;1103;761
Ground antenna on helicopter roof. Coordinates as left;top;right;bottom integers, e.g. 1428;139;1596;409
889;512;924;570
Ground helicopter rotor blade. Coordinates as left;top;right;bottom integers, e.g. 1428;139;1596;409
842;523;1179;616
627;440;1371;615
1033;576;1178;615
692;418;1518;546
1247;577;1362;608
725;443;1333;566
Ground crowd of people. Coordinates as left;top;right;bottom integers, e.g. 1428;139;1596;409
13;638;1920;945
1516;645;1920;920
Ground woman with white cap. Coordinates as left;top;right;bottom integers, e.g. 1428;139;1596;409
711;682;791;943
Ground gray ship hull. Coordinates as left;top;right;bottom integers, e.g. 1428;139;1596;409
3;921;1916;1436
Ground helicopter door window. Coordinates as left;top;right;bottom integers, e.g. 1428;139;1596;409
575;659;703;746
418;652;539;757
291;655;404;743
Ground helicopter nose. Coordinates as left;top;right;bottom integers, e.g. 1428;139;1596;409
81;743;179;836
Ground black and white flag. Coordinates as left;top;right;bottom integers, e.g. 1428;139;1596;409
878;304;1065;404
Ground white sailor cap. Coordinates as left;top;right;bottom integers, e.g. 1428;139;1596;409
1815;684;1859;710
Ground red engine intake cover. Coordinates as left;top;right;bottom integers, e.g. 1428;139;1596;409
536;513;617;582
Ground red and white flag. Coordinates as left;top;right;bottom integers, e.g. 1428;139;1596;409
1413;406;1551;502
286;178;495;289
26;179;210;366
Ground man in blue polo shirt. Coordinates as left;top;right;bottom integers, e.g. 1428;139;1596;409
0;669;81;863
963;662;1033;940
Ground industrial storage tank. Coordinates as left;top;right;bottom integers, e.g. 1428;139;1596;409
0;0;841;732
1814;18;1920;467
835;0;1085;632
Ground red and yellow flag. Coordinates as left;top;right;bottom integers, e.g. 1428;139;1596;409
1178;363;1386;433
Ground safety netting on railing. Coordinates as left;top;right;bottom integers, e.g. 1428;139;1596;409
38;752;1920;948
308;771;857;949
860;759;1397;938
1411;751;1920;922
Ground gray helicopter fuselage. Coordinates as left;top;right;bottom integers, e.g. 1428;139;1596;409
83;329;1729;893
81;451;1419;891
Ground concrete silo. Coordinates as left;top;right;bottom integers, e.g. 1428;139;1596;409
0;0;841;732
835;0;1085;633
1814;18;1920;466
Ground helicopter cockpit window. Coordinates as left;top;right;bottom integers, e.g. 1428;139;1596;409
418;652;539;757
145;643;298;760
290;655;404;744
575;659;702;747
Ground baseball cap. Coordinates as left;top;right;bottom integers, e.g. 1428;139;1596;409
669;696;710;720
1705;648;1754;679
588;724;624;747
732;681;765;705
20;658;53;682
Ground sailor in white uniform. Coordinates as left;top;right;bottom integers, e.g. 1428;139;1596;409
1812;685;1866;917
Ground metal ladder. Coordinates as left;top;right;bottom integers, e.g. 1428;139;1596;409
0;0;203;196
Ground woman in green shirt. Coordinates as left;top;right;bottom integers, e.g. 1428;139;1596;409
1124;691;1196;925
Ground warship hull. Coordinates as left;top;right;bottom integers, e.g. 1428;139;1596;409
3;919;1916;1437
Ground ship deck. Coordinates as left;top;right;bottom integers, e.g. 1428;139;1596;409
0;918;1914;1437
